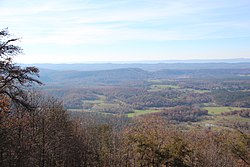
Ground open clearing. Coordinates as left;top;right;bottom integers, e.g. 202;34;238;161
149;84;180;91
127;109;161;117
203;106;246;115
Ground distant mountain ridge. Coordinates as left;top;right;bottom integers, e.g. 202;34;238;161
21;58;250;72
37;68;149;88
112;58;250;64
38;67;250;87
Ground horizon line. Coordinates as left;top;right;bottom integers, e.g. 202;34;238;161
18;58;250;64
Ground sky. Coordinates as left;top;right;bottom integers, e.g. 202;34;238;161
1;0;250;63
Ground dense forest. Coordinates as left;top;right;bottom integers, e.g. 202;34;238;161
1;29;250;167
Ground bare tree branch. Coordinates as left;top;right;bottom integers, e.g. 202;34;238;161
0;28;42;109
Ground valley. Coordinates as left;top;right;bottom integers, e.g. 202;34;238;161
38;63;250;130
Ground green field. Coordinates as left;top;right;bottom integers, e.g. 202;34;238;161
127;109;161;117
185;88;210;93
203;106;246;115
83;99;104;104
148;79;162;83
150;84;180;91
82;95;107;105
67;109;84;112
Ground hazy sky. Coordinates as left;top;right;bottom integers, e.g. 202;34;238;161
1;0;250;63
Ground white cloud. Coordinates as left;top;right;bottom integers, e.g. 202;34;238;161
1;0;250;62
1;0;250;45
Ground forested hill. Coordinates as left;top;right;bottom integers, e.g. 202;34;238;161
39;68;150;85
38;67;250;87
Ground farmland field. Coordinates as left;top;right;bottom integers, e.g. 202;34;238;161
150;84;180;90
127;109;161;117
203;106;247;115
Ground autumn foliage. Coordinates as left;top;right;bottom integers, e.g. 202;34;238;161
0;28;249;167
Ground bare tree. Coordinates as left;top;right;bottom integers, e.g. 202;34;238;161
0;28;42;108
